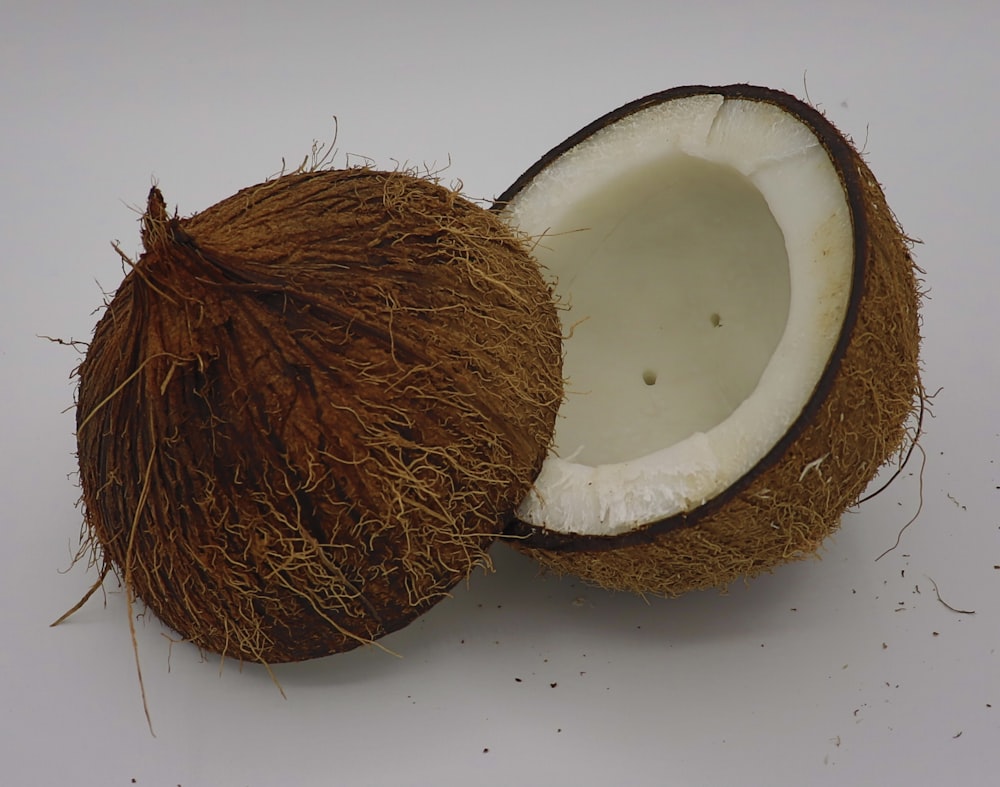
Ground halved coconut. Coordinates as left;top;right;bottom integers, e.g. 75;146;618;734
495;84;922;594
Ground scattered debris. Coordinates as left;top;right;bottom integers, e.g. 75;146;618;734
945;493;967;511
927;576;976;614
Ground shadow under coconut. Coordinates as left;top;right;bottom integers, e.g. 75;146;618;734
267;533;842;692
483;543;826;647
261;547;547;688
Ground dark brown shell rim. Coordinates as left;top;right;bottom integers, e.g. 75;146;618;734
492;84;868;552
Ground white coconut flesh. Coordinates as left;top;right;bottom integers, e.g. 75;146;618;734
503;94;854;536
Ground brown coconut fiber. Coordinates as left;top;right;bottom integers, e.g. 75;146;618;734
71;169;562;662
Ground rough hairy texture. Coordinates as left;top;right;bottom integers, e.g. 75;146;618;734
75;169;562;661
503;86;923;595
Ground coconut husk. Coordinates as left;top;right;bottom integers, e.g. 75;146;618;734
74;169;562;661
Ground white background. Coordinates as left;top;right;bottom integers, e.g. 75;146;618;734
3;2;998;785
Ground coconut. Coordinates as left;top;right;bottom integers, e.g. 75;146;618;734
73;168;562;662
495;84;922;595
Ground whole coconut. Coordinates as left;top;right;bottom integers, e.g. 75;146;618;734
74;169;562;662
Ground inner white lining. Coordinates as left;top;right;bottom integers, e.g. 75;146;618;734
503;95;853;536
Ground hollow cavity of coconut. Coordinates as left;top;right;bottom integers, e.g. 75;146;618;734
75;169;562;662
496;84;922;595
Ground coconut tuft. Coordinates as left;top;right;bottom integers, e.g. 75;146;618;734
73;168;562;661
502;87;923;595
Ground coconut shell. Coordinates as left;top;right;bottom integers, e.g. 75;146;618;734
497;85;923;595
75;169;562;661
